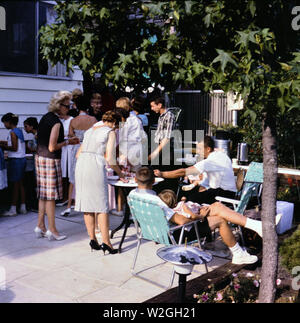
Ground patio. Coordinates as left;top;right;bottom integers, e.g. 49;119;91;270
0;208;228;303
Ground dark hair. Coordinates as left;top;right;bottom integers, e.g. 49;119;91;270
24;117;38;130
150;97;165;107
204;135;215;150
158;189;177;209
135;167;155;186
114;108;129;121
73;95;89;112
132;97;145;114
1;113;18;125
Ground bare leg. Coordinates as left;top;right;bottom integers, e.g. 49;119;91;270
37;199;47;232
45;200;59;235
207;216;236;248
206;202;247;227
117;188;125;212
66;182;73;210
84;213;97;241
97;213;113;248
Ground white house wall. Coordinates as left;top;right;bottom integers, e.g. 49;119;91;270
0;67;83;140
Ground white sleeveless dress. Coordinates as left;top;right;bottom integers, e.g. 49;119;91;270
75;126;112;213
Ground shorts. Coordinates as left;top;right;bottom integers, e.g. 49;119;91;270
35;155;63;201
7;157;26;182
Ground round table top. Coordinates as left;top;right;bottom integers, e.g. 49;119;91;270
107;177;164;187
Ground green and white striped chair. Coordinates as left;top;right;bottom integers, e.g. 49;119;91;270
127;195;208;289
216;162;264;245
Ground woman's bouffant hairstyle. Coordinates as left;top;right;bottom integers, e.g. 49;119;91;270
73;95;89;112
116;97;132;112
48;91;72;113
24;117;38;130
1;113;19;126
158;189;177;209
102;111;118;123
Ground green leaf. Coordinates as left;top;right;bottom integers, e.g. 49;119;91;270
157;53;172;73
212;49;238;72
79;57;91;70
249;1;256;17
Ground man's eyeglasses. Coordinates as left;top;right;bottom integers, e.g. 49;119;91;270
61;103;71;109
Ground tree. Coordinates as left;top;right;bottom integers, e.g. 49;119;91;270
134;0;300;303
40;0;300;302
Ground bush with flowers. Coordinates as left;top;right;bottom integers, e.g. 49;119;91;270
194;273;261;303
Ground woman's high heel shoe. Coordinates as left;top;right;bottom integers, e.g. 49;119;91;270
100;243;118;255
89;240;102;252
45;230;67;241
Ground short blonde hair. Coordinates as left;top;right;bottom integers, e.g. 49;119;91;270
48;91;72;113
116;97;132;112
158;190;177;209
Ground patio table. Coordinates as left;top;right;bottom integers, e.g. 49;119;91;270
232;165;300;181
107;177;164;253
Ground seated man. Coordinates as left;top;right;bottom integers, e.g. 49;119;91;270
154;136;237;204
129;167;263;265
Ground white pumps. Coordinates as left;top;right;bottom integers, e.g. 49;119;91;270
34;227;46;238
45;230;67;241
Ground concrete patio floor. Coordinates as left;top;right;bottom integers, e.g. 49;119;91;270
0;207;229;303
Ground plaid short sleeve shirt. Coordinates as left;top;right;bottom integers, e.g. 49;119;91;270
154;109;175;144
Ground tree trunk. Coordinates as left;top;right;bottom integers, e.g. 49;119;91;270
258;110;278;303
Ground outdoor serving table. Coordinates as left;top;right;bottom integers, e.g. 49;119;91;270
107;176;164;253
232;164;300;181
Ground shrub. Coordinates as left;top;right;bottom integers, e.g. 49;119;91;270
280;226;300;272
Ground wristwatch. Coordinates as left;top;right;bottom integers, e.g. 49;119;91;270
65;139;69;146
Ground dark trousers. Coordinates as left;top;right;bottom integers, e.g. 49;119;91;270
182;187;236;205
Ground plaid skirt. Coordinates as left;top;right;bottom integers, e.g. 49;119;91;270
35;155;63;201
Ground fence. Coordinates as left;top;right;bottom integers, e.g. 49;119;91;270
169;90;233;139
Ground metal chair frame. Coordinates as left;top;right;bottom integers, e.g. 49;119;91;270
127;195;208;290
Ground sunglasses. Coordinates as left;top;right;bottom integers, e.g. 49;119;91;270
61;103;71;109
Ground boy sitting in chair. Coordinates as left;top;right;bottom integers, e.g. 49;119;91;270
129;167;274;265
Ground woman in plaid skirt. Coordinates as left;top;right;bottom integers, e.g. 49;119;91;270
35;91;79;241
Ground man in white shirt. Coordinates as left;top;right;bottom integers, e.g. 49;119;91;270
154;136;237;204
129;167;259;265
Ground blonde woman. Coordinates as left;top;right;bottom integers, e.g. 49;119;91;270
34;91;79;241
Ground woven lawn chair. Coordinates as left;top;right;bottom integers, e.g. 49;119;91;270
215;162;264;245
127;194;209;289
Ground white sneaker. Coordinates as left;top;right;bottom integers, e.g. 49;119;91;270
232;249;258;265
1;210;17;217
60;208;71;217
19;208;27;215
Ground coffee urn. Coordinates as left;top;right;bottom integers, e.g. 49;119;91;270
237;143;248;165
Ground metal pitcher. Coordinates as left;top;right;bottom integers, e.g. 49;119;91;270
237;143;248;165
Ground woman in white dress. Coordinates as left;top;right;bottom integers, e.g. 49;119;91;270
75;111;127;254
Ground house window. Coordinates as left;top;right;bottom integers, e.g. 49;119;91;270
0;1;68;78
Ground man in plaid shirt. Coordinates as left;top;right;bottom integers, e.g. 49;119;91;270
148;97;175;169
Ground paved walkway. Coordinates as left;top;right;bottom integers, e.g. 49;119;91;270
0;208;228;303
